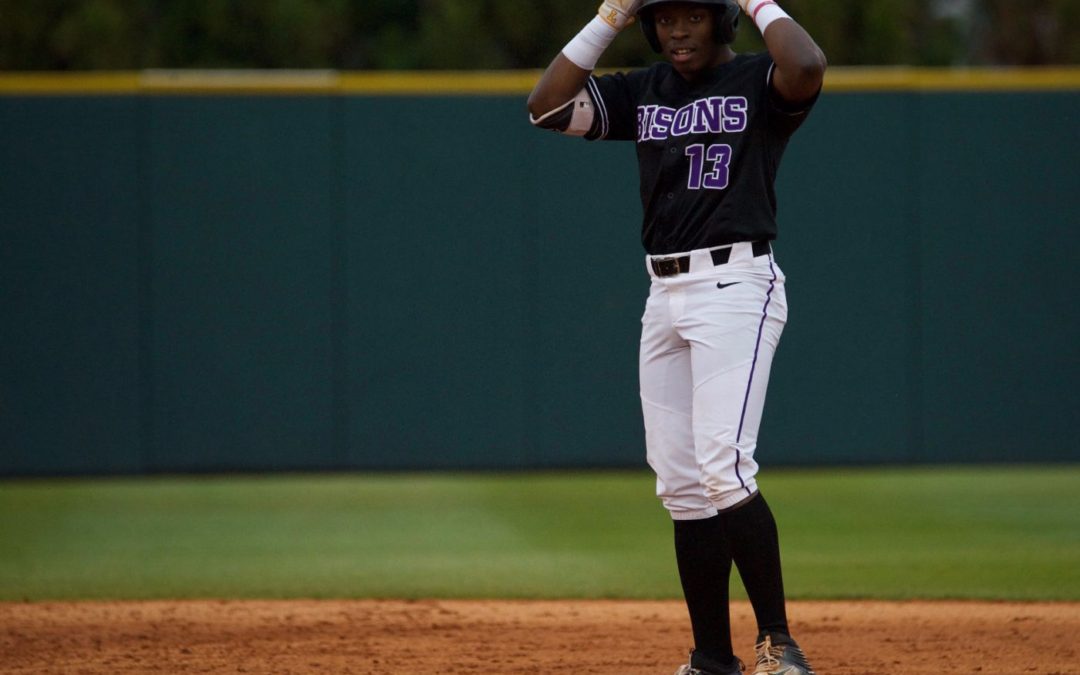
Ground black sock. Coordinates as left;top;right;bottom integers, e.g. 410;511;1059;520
673;514;735;665
720;492;790;637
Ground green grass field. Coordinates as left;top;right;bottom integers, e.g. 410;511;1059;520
1;466;1077;601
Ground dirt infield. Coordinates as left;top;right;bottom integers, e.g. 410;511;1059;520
2;599;1077;674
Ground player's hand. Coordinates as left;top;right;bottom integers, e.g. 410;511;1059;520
597;0;643;31
735;0;754;13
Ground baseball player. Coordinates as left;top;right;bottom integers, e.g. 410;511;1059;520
527;1;825;673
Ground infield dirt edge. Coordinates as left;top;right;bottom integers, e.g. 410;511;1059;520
4;598;1077;674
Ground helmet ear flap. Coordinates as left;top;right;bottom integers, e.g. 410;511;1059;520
715;1;740;44
639;9;663;53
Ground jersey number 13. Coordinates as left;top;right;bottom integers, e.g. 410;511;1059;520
685;143;732;190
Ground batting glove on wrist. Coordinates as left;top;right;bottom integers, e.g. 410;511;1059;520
597;0;643;30
738;0;775;15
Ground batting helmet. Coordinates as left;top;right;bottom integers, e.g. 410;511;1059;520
637;0;740;53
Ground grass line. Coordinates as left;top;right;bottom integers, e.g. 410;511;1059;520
0;466;1076;601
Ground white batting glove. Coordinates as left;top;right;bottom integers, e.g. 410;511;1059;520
597;0;643;30
738;0;790;33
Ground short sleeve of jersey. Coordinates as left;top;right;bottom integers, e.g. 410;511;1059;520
582;69;652;142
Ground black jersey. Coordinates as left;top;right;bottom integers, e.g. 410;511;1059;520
584;53;816;255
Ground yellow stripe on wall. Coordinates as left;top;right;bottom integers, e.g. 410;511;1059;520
0;68;1078;96
0;72;142;94
337;71;543;95
823;67;1080;92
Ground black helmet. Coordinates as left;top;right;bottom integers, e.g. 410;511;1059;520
637;0;740;52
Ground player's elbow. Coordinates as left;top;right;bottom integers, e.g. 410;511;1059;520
782;50;826;102
527;83;575;120
527;91;553;120
796;47;827;88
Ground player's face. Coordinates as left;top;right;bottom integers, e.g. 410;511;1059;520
652;3;726;78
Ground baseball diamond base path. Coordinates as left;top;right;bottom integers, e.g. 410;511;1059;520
2;600;1077;674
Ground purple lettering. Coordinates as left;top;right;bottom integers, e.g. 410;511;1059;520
685;144;705;189
653;107;675;140
686;143;732;191
638;98;749;143
723;97;748;132
672;106;694;136
703;144;732;189
692;98;724;134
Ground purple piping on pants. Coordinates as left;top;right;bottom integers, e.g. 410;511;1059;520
733;255;778;497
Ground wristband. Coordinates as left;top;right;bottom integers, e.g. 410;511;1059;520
561;16;619;71
743;0;791;35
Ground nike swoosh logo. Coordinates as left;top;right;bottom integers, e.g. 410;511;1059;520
716;281;741;289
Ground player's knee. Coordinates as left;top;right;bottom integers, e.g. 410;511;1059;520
660;498;718;521
702;475;759;511
653;475;716;519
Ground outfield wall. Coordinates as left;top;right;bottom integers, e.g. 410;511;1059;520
1;70;1078;474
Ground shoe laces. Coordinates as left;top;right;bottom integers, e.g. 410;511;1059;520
753;635;814;675
754;635;782;671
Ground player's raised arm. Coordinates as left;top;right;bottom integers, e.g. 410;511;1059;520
527;0;642;128
737;0;826;105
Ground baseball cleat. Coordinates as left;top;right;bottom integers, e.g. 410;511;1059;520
751;634;815;675
675;649;744;675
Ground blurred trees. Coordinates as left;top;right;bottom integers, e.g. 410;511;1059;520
0;0;1076;70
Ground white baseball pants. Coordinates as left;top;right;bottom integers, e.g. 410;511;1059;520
640;241;787;520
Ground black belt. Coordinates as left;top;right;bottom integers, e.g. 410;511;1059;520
650;240;771;278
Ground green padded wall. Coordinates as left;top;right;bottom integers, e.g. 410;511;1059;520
0;98;143;473
915;93;1078;462
143;98;340;472
0;87;1076;474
